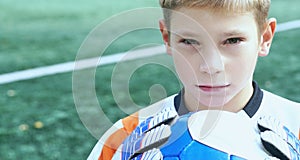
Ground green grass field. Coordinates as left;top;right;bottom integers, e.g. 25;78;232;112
1;0;300;159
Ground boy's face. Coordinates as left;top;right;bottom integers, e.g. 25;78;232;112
160;7;276;110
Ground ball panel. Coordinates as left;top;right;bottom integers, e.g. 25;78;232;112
187;110;269;159
163;157;180;160
180;141;246;160
160;113;192;157
180;141;229;160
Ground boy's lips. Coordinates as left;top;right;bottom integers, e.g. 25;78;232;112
197;84;230;92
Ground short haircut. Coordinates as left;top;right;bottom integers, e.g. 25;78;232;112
159;0;271;34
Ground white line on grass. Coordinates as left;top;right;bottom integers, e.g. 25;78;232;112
276;20;300;32
0;20;300;85
0;45;165;84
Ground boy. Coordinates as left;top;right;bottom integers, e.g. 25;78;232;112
88;0;300;159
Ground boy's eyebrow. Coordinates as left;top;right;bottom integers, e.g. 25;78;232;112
171;30;200;37
171;29;248;39
222;30;246;36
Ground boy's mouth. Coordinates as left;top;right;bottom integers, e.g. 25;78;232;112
197;84;230;92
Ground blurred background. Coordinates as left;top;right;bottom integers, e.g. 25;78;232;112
0;0;299;159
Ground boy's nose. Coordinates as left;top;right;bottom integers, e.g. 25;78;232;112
199;64;223;75
199;48;224;75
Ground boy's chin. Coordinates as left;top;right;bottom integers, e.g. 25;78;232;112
197;97;230;110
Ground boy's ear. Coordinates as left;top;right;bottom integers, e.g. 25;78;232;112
258;18;277;57
159;19;172;55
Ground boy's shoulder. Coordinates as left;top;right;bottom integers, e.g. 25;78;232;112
261;89;300;110
257;89;300;134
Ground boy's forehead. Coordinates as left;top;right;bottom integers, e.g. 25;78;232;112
168;8;257;37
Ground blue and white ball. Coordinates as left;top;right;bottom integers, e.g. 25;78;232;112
117;110;270;160
159;111;269;159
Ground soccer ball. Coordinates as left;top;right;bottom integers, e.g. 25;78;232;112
158;110;270;159
118;110;270;160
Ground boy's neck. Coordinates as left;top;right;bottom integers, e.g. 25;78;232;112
223;83;254;113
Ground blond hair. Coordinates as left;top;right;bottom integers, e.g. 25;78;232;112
159;0;271;33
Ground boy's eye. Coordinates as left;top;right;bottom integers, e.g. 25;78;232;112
224;38;242;45
180;39;199;45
